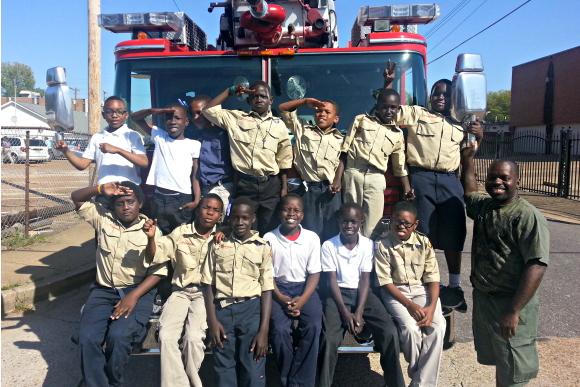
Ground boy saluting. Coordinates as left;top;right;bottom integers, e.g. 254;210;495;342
278;97;344;242
201;196;274;387
202;82;293;236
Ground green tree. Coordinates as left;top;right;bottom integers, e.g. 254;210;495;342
33;87;46;97
1;62;37;97
485;90;511;122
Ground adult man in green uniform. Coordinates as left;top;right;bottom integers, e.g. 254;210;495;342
460;141;549;387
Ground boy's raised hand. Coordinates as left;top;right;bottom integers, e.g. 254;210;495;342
54;140;69;153
461;139;479;160
111;293;138;320
467;117;483;142
151;107;177;117
305;98;326;110
383;59;398;85
234;85;256;97
102;181;133;197
143;219;157;238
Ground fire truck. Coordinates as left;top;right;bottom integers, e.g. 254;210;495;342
47;0;488;354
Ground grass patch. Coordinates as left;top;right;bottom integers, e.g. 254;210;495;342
14;303;35;313
3;230;48;250
1;283;21;291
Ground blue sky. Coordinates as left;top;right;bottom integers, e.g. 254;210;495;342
2;0;579;99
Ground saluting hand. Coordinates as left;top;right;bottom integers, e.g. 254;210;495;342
102;182;133;197
143;219;157;238
305;98;326;110
151;108;178;117
234;85;256;97
383;59;398;84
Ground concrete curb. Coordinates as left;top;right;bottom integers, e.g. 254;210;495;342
1;262;95;318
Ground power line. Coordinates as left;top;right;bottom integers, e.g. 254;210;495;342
428;0;532;65
423;0;468;37
425;0;472;38
428;0;489;54
171;0;181;12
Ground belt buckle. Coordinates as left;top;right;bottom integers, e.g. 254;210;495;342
258;176;269;183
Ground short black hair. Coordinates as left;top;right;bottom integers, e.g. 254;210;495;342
199;193;224;210
321;99;340;116
165;102;188;117
491;159;520;178
392;201;418;219
376;88;401;104
249;80;271;96
231;196;255;214
109;181;144;206
338;202;364;219
280;193;303;208
103;96;126;109
189;94;212;106
430;79;452;97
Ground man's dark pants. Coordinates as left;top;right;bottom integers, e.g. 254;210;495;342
298;181;341;242
318;288;405;387
270;280;322;387
236;174;280;236
213;297;266;387
150;192;193;235
76;283;155;387
408;166;466;251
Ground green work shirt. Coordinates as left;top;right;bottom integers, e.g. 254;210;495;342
465;192;550;294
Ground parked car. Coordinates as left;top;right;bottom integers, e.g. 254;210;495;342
2;137;50;163
44;139;66;161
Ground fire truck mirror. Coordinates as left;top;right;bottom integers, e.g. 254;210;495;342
45;67;75;133
450;54;486;122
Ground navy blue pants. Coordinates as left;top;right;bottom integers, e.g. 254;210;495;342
298;181;341;243
213;297;266;387
269;281;322;387
150;192;193;235
409;167;466;251
76;283;155;387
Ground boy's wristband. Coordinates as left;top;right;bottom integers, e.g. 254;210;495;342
230;86;236;95
97;184;102;194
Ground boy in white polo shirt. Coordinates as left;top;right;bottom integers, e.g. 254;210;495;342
318;202;405;387
132;103;202;235
263;193;322;387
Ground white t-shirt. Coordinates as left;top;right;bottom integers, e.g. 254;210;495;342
146;126;201;194
321;234;374;289
264;225;321;283
82;125;146;185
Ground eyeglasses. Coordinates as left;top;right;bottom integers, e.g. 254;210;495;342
392;220;416;229
281;208;303;214
103;109;127;116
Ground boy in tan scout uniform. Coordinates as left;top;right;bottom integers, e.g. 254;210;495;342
143;193;225;387
202;81;293;236
71;181;167;387
375;201;446;387
201;196;274;387
278;97;344;241
384;62;482;311
341;88;414;237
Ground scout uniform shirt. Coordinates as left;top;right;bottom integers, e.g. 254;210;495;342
153;223;217;288
202;105;293;177
395;106;467;172
466;192;550;294
201;230;274;304
341;114;408;176
77;202;168;288
374;230;440;286
280;110;343;183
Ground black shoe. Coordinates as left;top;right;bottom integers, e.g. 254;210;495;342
455;299;468;313
439;286;465;309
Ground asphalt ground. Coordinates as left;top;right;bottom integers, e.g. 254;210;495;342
2;217;579;387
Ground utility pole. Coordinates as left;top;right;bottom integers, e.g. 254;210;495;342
103;90;108;100
71;87;81;99
88;0;101;135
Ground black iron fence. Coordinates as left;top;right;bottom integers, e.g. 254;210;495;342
473;128;580;201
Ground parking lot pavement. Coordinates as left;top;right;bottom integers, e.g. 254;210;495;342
1;218;579;387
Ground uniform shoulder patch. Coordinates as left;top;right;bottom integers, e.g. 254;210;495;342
374;242;380;251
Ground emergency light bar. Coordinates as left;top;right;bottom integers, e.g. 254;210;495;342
356;4;440;27
98;12;182;33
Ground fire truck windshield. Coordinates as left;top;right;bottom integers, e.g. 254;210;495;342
114;51;425;134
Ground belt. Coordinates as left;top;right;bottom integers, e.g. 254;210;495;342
219;296;258;308
155;189;180;196
238;173;275;183
408;165;457;175
346;160;384;174
306;180;331;187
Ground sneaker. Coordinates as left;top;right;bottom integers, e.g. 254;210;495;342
439;286;465;309
455;299;468;313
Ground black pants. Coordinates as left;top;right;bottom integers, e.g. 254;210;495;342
318;288;405;387
213;298;266;387
298;181;341;242
150;192;192;235
236;176;280;236
75;283;155;387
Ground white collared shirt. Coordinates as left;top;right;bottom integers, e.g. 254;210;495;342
321;234;374;289
82;124;146;185
264;225;322;283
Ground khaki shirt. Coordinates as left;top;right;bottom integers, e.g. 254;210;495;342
153;223;216;288
395;106;467;172
201;231;274;299
374;231;440;286
281;111;343;183
202;105;293;176
78;202;168;288
341;114;408;176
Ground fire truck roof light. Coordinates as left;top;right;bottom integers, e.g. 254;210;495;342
356;4;440;27
98;12;182;33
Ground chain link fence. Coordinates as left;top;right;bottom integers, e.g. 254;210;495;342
1;129;95;241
